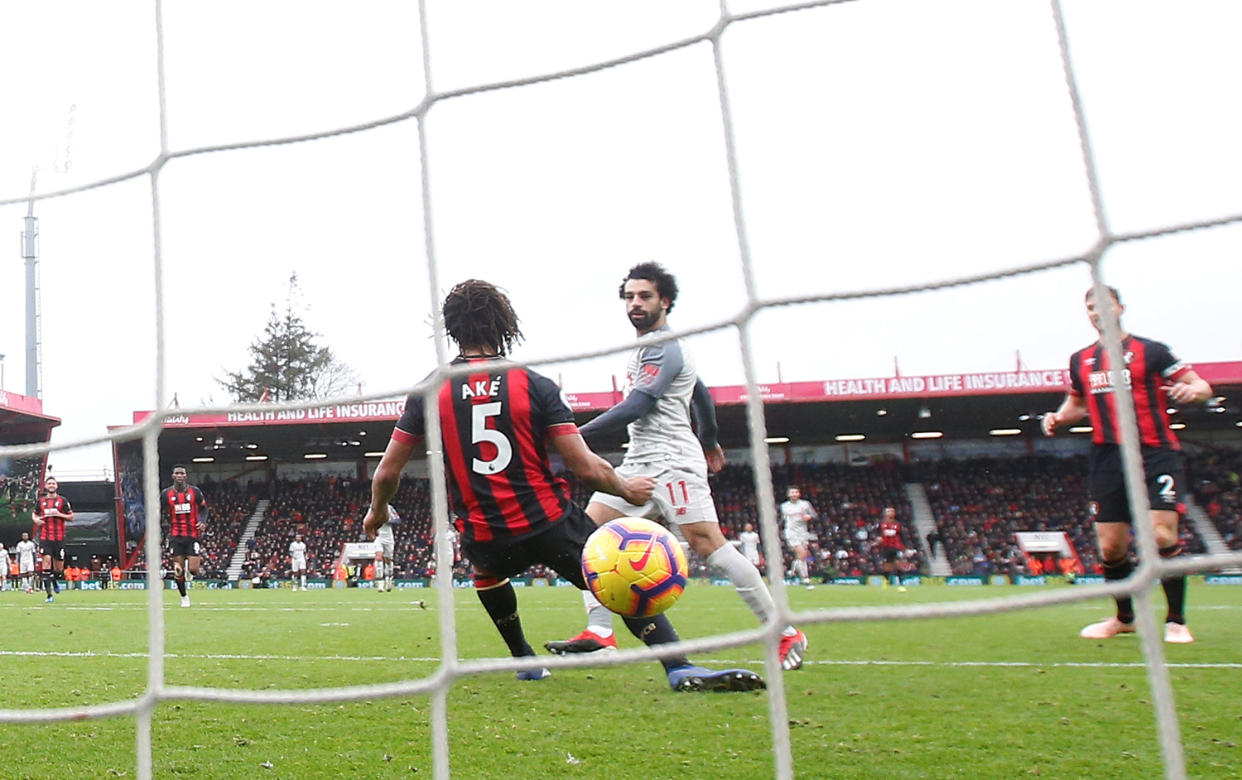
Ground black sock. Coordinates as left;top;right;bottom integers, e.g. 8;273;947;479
1103;557;1135;624
177;578;187;597
43;572;53;596
476;581;533;657
620;613;690;672
1159;544;1187;624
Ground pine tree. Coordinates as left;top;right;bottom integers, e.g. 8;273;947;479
218;274;356;402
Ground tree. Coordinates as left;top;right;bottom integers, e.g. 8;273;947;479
218;274;357;403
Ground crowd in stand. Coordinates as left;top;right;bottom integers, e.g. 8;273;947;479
107;448;1241;585
241;475;472;584
914;455;1207;576
1188;450;1242;551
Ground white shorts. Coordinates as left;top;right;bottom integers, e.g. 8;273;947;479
19;561;34;574
784;528;811;549
589;461;719;527
376;526;395;558
291;559;306;573
743;548;761;566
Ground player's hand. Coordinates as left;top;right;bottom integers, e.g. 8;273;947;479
620;476;657;506
1040;412;1058;437
704;445;726;473
362;505;387;539
1163;383;1198;404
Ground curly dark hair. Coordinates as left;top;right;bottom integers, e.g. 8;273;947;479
618;261;678;313
441;279;523;356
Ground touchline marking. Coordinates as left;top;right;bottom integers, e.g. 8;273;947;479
0;649;1237;669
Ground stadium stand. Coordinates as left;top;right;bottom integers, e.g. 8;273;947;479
914;454;1207;577
117;452;1229;583
1188;449;1242;551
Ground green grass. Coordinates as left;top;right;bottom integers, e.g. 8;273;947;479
1;582;1240;779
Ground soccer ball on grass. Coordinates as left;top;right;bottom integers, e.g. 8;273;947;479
581;517;688;617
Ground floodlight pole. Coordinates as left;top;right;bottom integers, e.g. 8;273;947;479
22;169;42;399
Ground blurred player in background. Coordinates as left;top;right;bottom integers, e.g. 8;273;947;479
16;532;37;593
0;542;9;591
160;465;208;608
877;506;906;588
33;477;73;602
738;522;762;570
373;507;397;593
779;486;817;589
289;533;308;591
1042;285;1212;644
365;279;763;691
548;263;807;671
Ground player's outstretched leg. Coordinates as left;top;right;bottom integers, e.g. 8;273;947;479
475;575;550;680
705;542;807;670
616;613;765;693
545;590;618;654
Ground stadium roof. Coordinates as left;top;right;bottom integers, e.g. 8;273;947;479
118;362;1242;466
0;390;60;443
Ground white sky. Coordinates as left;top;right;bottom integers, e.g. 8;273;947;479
1;0;1240;476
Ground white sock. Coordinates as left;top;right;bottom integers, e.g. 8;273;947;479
582;589;614;637
300;574;307;589
707;543;777;624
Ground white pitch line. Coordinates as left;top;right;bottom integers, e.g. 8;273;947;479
0;649;1238;669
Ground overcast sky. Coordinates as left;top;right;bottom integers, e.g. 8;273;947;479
1;0;1240;476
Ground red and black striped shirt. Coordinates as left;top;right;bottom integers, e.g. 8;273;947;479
1068;335;1191;450
37;495;72;541
392;358;579;545
161;485;208;538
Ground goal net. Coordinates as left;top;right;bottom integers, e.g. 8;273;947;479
1;1;1240;779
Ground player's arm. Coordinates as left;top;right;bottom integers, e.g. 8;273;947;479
580;341;685;442
577;390;658;442
1042;393;1088;436
690;378;726;473
1043;354;1089;437
1164;368;1212;405
366;394;427;537
364;430;420;537
550;431;654;506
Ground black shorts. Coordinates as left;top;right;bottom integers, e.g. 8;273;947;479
39;541;65;561
882;546;902;563
169;537;202;558
461;504;594;589
1088;444;1185;524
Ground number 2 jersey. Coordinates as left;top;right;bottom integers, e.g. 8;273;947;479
391;357;580;545
1068;334;1192;450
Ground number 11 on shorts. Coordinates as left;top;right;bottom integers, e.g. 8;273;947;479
666;480;689;516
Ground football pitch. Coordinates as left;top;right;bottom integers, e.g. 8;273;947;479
1;582;1239;779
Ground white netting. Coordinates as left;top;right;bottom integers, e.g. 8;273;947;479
2;1;1241;779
